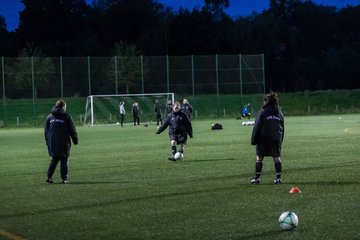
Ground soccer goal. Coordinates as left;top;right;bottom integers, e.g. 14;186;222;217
84;93;174;126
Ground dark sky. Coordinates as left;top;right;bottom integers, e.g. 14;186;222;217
0;0;359;31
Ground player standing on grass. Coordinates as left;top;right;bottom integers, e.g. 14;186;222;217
156;101;193;161
119;101;126;127
154;99;163;125
132;102;140;126
250;91;284;184
45;100;78;184
181;98;193;121
166;99;173;114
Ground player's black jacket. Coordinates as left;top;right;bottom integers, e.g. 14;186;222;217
44;106;78;157
132;105;140;117
181;103;193;120
156;111;193;138
251;105;284;157
154;102;162;115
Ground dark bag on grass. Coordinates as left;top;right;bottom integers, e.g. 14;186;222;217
211;123;223;130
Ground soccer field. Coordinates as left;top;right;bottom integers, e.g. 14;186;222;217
1;114;360;240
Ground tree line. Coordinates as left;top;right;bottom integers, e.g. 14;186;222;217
0;0;359;92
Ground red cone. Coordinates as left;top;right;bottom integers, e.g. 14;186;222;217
289;187;301;193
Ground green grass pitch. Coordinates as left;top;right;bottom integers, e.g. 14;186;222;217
1;114;360;240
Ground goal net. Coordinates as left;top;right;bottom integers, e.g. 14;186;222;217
84;93;174;126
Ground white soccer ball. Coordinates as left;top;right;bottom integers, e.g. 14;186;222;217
174;152;184;161
116;122;120;125
279;211;299;230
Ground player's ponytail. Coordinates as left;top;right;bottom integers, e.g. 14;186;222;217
263;91;279;108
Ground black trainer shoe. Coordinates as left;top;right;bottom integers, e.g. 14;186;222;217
46;178;54;184
250;178;260;184
168;157;176;161
274;179;283;184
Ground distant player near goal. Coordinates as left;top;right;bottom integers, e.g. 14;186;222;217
156;101;193;161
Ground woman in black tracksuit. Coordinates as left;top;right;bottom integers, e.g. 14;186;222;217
132;102;140;126
156;101;193;161
250;91;284;184
45;100;78;184
154;100;163;125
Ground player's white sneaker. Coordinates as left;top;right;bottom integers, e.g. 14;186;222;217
250;178;260;184
274;179;282;184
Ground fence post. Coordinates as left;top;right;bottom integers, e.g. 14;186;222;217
215;55;220;117
1;56;6;127
239;54;242;97
60;56;63;98
87;56;91;95
191;55;195;96
114;56;118;95
215;54;219;96
141;55;144;94
261;54;265;94
166;55;169;93
31;56;36;126
1;56;5;101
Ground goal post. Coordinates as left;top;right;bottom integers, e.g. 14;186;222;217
84;93;174;126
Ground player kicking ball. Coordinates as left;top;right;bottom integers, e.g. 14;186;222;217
156;101;193;161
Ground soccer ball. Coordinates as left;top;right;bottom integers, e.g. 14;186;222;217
174;152;184;161
279;211;299;230
116;122;120;125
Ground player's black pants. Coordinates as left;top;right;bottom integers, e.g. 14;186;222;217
156;114;162;125
133;116;140;125
47;156;69;181
120;114;125;126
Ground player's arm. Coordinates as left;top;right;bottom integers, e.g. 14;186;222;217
156;115;170;134
251;111;263;145
44;116;50;144
280;113;285;144
184;114;193;138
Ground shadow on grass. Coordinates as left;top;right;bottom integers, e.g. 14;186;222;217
49;181;130;185
285;160;360;173
284;180;360;186
0;184;241;219
2;177;359;219
250;180;360;186
184;157;238;163
2;161;359;220
235;230;285;240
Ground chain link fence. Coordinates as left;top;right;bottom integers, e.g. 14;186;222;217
0;54;265;127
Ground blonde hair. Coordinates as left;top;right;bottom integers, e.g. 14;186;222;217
56;100;66;110
173;101;180;107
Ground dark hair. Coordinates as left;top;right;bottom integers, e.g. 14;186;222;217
56;100;66;109
263;91;279;108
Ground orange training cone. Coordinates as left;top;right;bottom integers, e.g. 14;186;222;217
289;187;301;193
